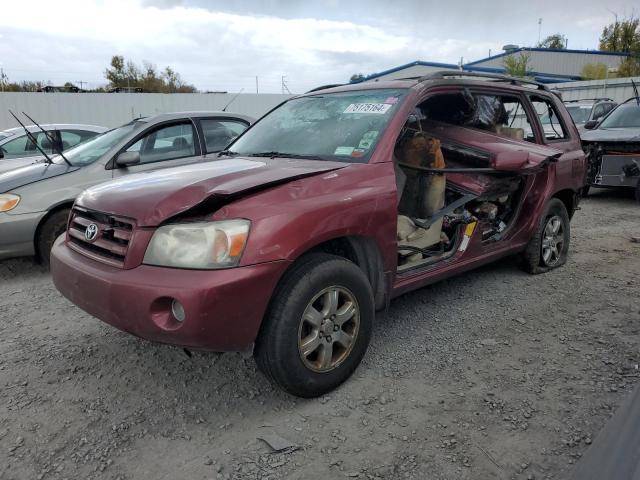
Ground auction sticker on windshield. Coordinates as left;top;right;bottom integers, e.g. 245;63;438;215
344;103;392;114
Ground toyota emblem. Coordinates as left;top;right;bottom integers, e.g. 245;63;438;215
85;223;99;242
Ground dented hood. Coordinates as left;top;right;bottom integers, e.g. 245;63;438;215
76;157;348;226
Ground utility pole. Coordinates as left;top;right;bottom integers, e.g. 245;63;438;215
0;64;4;93
538;18;542;45
255;76;259;94
77;81;87;91
281;76;291;94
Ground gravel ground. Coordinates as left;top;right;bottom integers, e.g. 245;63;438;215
1;190;639;480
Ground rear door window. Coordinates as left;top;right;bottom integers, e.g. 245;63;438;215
530;95;568;141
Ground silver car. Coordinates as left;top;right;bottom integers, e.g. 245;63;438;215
0;124;107;173
0;111;253;264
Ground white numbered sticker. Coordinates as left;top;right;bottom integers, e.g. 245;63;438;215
343;103;392;114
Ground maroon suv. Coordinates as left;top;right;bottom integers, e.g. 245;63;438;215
51;72;586;397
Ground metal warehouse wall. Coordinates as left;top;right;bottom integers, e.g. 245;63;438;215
548;77;640;104
0;92;293;130
473;51;626;78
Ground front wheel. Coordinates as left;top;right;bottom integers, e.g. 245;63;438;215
36;209;70;267
521;198;570;274
255;253;374;398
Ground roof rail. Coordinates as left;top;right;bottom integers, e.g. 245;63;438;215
422;70;549;91
564;98;614;103
305;84;345;93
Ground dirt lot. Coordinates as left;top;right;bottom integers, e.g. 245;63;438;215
1;191;639;480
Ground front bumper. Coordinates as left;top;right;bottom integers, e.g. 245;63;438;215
51;236;290;351
0;211;44;260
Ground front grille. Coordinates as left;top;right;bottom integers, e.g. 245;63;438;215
67;207;134;267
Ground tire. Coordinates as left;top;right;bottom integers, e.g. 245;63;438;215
521;198;570;275
582;185;590;197
36;209;70;267
255;253;374;398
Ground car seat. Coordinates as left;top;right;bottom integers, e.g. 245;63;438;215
172;137;189;151
396;132;447;257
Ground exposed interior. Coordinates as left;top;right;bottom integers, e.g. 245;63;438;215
394;92;526;272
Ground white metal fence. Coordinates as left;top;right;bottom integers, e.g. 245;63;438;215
0;92;294;130
548;77;640;104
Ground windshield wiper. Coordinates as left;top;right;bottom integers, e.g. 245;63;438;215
8;110;54;165
245;151;326;160
217;150;239;157
22;112;73;167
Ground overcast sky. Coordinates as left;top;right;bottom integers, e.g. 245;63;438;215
0;0;636;93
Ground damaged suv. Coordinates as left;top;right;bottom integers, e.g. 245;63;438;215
51;72;586;397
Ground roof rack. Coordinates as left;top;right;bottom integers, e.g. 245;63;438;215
305;83;345;93
422;70;549;91
564;98;614;103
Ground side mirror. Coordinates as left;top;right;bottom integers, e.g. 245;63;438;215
584;120;598;130
115;151;141;167
492;150;530;171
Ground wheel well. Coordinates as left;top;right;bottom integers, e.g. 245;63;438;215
33;202;73;260
553;189;576;219
307;236;387;310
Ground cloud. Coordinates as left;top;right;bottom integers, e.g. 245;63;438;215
0;0;633;92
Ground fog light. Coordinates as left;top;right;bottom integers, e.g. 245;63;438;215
171;299;185;322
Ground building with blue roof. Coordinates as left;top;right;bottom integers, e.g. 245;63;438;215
354;46;630;84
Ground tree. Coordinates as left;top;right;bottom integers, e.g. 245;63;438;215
503;52;531;77
537;34;567;49
581;63;610;80
104;55;197;92
350;73;364;82
599;14;640;77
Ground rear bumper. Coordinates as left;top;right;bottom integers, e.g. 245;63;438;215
0;211;43;260
51;236;290;351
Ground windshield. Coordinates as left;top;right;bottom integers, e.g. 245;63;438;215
565;105;592;124
53;122;140;166
228;89;406;163
598;101;640;128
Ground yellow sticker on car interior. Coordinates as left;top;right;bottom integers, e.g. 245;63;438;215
458;222;477;252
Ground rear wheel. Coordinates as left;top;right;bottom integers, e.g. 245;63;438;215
36;209;70;267
255;253;374;398
521;198;570;274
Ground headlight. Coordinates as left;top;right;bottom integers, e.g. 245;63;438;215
143;219;250;269
0;194;20;212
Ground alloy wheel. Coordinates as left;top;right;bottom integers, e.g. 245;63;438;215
541;215;564;267
298;286;360;373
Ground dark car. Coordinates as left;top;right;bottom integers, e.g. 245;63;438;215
563;98;617;134
581;97;640;200
51;72;586;397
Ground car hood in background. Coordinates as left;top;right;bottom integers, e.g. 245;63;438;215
0;161;80;192
76;157;349;226
580;127;640;143
0;155;47;175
